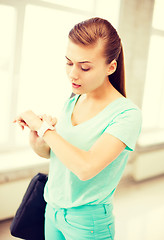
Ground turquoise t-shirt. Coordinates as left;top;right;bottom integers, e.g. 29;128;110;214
44;94;142;208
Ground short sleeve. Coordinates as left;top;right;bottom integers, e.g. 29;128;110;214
104;108;142;151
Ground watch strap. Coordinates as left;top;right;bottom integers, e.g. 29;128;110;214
37;120;55;138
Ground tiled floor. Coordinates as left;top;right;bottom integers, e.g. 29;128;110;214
0;174;164;240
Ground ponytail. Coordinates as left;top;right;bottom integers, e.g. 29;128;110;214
109;45;126;97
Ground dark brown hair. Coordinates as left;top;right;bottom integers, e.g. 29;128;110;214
68;17;126;97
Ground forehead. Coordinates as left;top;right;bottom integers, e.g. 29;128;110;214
66;39;105;63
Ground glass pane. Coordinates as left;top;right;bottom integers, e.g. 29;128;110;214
16;5;88;145
152;0;164;30
40;0;94;12
0;5;16;144
95;0;120;28
142;35;164;129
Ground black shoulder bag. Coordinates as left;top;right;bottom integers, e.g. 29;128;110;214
10;173;48;240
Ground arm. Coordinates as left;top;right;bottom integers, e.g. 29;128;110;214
14;111;126;180
43;130;126;180
13;111;57;159
29;130;50;159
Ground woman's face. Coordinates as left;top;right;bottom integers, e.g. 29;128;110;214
65;39;111;95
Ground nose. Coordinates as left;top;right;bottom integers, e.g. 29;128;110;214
69;66;79;81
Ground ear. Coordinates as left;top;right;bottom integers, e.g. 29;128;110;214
107;60;117;75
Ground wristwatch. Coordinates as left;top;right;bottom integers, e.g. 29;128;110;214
37;120;55;138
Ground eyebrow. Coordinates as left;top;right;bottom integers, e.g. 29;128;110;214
65;56;92;64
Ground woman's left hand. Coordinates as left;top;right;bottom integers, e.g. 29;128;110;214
13;110;42;131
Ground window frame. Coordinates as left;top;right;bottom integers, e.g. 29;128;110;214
0;0;96;152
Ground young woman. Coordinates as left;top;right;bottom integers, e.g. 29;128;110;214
14;17;142;240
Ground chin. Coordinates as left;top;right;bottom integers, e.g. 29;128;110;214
72;88;83;95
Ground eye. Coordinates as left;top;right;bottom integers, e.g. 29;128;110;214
81;67;90;72
66;62;73;66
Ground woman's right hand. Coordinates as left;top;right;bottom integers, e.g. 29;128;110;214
29;129;45;146
29;115;57;158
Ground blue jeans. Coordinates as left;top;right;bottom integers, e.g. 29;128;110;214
44;203;115;240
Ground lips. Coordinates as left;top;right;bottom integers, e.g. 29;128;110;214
72;83;81;88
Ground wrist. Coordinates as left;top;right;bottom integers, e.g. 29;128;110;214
35;119;43;131
37;120;55;138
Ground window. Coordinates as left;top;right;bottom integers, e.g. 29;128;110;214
0;5;16;147
0;0;121;154
40;0;94;12
95;0;121;27
142;0;164;130
152;0;164;31
15;5;88;146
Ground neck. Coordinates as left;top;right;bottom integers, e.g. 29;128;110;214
85;79;117;102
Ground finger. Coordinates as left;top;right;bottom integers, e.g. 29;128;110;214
20;119;28;125
13;116;22;123
45;115;57;127
41;114;57;127
13;117;29;130
42;114;52;125
38;115;43;121
13;116;26;124
51;117;57;127
18;120;28;128
16;121;25;130
30;130;39;137
47;115;53;122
